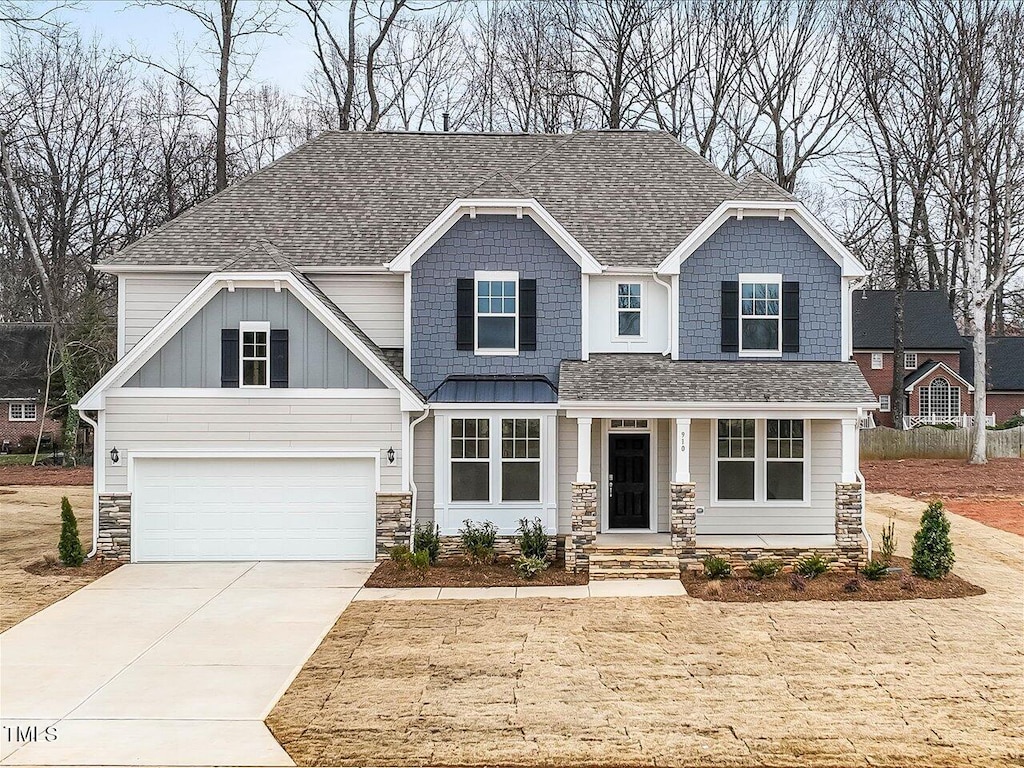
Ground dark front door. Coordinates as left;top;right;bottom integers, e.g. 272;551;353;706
608;434;650;529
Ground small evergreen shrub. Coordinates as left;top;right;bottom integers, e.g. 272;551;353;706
58;496;84;567
389;544;411;565
513;555;548;580
410;549;431;576
459;520;497;565
843;578;861;593
789;573;808;592
749;558;782;580
861;559;889;581
516;517;549;560
880;518;897;563
413;522;441;564
702;555;732;579
911;500;955;579
794;554;830;579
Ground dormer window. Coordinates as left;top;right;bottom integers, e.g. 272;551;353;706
240;321;270;387
616;283;642;337
738;274;782;356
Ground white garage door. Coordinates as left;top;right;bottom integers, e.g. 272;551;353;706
133;456;376;562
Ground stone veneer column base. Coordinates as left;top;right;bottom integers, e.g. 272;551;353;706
376;492;412;560
566;482;598;574
97;493;132;562
669;482;697;553
835;481;866;569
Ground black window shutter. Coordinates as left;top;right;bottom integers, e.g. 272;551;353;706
456;278;474;350
270;329;289;388
782;282;800;353
721;281;739;352
519;278;537;351
221;329;239;388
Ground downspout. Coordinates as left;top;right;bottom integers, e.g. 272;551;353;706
74;406;100;558
407;407;430;551
651;270;673;357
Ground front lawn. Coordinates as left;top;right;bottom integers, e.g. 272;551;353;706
0;454;36;466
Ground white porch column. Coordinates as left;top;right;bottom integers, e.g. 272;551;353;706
576;417;593;483
841;417;859;483
673;417;691;483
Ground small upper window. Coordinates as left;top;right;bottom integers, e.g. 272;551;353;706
739;274;782;355
9;402;37;421
879;394;891;412
904;352;918;370
616;283;642;337
476;272;517;352
871;353;883;369
240;322;270;388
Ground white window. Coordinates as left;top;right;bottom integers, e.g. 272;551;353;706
765;419;805;501
500;418;541;502
871;353;883;369
616;283;642;337
240;321;270;388
475;271;517;353
716;419;756;501
714;419;808;504
879;394;891;412
738;274;782;356
904;352;918;370
920;378;960;421
610;419;649;430
8;402;37;421
451;418;490;501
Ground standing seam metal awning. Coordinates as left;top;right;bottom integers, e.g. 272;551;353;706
427;375;558;404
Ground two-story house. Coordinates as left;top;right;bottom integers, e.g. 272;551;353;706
77;131;875;576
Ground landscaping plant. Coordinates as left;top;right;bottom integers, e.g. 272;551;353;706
58;496;84;567
702;555;732;579
794;554;830;579
513;555;548;580
911;500;955;579
843;578;861;593
413;522;441;564
749;558;782;580
861;559;889;581
389;544;411;567
516;517;549;560
459;520;497;565
789;573;808;592
880;518;897;563
410;549;430;577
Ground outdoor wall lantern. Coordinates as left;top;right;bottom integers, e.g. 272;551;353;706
387;447;395;464
110;446;120;464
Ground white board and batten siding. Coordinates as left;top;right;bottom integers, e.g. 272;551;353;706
313;274;405;349
102;395;404;494
122;274;207;353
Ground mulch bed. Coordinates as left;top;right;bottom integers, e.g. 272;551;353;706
682;556;985;602
24;557;121;579
0;464;93;486
366;557;588;588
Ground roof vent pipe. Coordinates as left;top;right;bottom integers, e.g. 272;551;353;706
442;112;450;132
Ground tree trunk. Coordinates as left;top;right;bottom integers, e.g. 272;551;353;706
969;298;987;464
216;0;233;191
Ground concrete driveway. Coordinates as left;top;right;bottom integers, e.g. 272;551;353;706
0;561;375;766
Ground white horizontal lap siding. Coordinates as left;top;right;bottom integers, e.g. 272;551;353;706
312;275;405;349
556;414;579;534
692;419;839;535
102;395;403;494
123;275;206;353
413;415;435;525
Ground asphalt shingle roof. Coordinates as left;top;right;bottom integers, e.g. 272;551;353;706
853;290;965;350
960;336;1024;391
0;323;52;399
103;130;765;270
559;355;875;404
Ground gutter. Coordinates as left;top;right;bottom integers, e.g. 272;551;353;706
407;408;431;551
651;270;673;357
73;406;100;559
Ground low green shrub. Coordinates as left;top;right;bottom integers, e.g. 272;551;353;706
516;517;549;560
512;555;548;580
702;555;732;579
911;500;955;579
413;522;441;564
793;554;830;579
459;520;497;565
880;518;897;563
389;544;411;565
749;558;782;580
58;496;84;567
861;558;889;581
410;549;431;576
991;414;1023;430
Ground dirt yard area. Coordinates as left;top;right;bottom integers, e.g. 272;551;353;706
0;462;92;486
862;458;1024;536
0;485;115;632
268;494;1024;768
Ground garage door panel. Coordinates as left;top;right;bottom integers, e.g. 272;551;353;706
133;457;376;562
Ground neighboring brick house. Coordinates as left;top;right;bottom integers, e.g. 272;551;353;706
961;336;1024;424
0;323;62;450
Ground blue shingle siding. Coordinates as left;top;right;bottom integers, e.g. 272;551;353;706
678;218;842;361
410;214;582;395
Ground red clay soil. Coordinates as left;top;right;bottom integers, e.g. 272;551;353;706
0;464;93;486
862;458;1023;536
